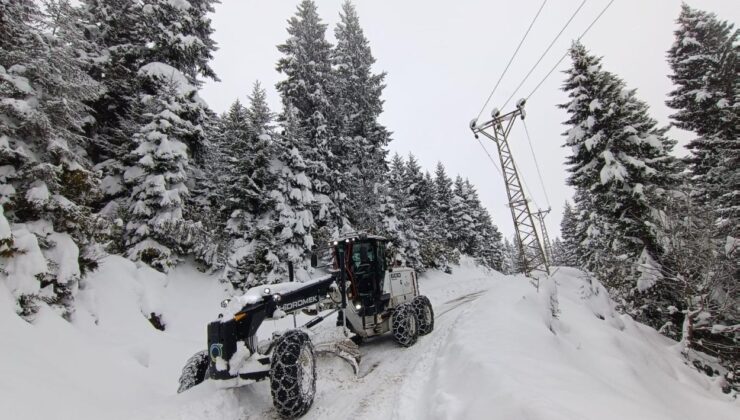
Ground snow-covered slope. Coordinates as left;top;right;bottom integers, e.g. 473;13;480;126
0;258;736;420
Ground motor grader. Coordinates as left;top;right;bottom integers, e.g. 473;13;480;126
178;233;434;418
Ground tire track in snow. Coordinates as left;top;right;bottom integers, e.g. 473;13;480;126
303;277;495;420
390;286;494;419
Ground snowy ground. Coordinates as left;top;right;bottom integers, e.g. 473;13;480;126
1;257;737;420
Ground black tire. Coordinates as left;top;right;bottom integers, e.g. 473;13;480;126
270;330;316;418
177;350;209;393
412;295;434;336
391;302;419;347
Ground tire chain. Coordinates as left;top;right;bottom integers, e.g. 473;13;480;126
391;303;418;347
270;330;316;418
412;295;435;335
177;349;209;393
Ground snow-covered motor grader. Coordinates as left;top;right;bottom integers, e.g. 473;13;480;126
178;233;434;418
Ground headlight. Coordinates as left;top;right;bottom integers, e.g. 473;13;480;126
220;298;231;308
263;287;271;295
273;294;282;302
355;303;362;310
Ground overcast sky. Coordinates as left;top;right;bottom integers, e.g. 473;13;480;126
200;0;739;240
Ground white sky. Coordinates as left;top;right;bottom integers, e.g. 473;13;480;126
200;0;739;240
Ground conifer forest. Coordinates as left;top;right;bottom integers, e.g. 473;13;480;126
0;1;738;419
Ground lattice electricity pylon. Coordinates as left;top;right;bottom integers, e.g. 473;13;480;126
533;207;552;265
470;99;550;277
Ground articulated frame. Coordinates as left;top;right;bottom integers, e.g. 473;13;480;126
470;101;550;277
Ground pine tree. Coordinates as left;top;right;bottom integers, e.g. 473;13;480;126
433;162;455;245
651;187;739;389
122;75;200;272
270;105;316;279
562;42;679;268
561;42;681;328
460;179;504;270
666;4;738;232
405;157;451;272
0;0;102;319
451;175;477;253
501;237;518;275
78;0;149;166
222;83;284;288
186;109;224;270
550;237;565;266
276;0;342;238
80;0;219;166
219;99;253;240
332;1;390;232
559;201;579;267
385;153;422;269
407;161;455;272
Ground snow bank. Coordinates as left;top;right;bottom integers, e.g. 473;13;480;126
0;256;227;420
399;267;738;420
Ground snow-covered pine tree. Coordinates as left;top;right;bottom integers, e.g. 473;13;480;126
451;175;477;253
473;212;505;271
666;4;738;233
651;187;739;390
141;0;219;86
219;99;252;237
269;104;316;280
550;237;565;266
185;108;224;270
122;70;202;272
0;0;102;319
561;42;681;328
385;153;422;269
78;0;149;169
80;1;219;261
80;0;219;162
558;201;579;267
461;179;504;270
276;0;343;240
223;83;284;288
217;98;253;286
411;161;455;272
501;237;520;275
332;1;390;232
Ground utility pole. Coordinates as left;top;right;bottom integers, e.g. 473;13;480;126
533;208;552;265
470;99;550;277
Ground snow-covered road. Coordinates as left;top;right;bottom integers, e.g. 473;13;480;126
133;259;498;420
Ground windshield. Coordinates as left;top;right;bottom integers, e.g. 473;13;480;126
351;242;374;270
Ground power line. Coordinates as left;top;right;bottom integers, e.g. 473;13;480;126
475;0;548;121
522;120;551;208
526;0;617;101
502;0;587;110
474;135;505;179
508;136;541;211
475;127;541;211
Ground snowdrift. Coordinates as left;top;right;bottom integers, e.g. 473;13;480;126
397;267;738;420
0;258;736;420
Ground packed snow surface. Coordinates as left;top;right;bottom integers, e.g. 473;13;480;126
0;257;737;419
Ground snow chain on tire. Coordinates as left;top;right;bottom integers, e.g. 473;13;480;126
391;302;419;347
177;349;209;393
412;295;434;335
270;329;316;418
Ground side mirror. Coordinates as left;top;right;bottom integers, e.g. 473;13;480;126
310;253;318;268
